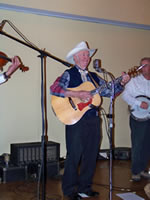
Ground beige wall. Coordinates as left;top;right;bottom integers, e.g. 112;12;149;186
2;0;150;25
0;1;150;156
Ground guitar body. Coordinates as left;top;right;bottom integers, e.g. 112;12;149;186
130;95;150;121
51;82;101;125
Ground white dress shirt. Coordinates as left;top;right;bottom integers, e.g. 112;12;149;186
0;73;7;84
122;74;150;110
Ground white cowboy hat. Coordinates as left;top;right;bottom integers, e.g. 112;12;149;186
66;41;96;64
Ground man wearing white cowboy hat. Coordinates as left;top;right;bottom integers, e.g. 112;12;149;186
50;41;130;200
66;41;96;65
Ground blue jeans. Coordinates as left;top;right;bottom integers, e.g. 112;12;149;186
130;116;150;175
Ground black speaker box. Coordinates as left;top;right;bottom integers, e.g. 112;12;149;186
99;147;131;160
0;164;27;183
113;147;131;160
10;141;60;166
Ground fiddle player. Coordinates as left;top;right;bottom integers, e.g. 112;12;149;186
50;41;130;200
0;56;21;84
122;57;150;181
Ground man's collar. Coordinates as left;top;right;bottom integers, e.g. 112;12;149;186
75;65;88;72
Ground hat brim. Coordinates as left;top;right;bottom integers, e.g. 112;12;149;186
66;48;96;65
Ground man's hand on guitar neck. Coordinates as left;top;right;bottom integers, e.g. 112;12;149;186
120;72;130;86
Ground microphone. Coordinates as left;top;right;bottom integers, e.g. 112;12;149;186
0;20;6;31
93;59;105;73
136;64;146;71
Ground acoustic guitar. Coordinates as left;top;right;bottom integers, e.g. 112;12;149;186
51;67;138;125
51;81;108;125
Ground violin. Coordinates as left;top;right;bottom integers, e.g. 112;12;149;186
0;51;29;72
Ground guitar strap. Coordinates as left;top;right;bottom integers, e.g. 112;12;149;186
87;72;100;111
88;71;99;88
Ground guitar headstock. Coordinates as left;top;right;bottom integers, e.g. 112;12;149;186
128;66;140;78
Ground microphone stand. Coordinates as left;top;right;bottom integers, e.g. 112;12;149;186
107;78;115;200
0;27;71;200
102;70;115;200
94;64;115;200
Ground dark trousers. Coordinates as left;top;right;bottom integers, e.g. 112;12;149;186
130;116;150;175
62;116;101;196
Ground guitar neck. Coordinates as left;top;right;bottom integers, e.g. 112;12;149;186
91;83;107;96
90;76;123;96
90;67;138;96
